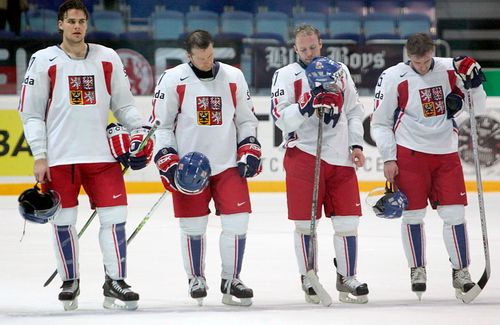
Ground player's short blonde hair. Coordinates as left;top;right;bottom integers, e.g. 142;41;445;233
293;24;321;42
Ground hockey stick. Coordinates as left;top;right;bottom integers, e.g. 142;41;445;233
43;120;160;287
126;191;168;245
459;79;490;304
305;107;333;307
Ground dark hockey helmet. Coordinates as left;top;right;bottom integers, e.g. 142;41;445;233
175;152;211;195
305;56;345;93
368;182;408;219
18;185;61;224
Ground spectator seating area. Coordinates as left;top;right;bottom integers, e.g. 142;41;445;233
5;0;435;42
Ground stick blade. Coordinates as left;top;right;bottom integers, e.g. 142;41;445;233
459;284;482;304
306;270;333;307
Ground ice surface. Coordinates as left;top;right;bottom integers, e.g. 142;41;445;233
1;192;499;324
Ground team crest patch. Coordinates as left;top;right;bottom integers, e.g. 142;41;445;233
419;86;445;117
196;96;222;125
68;75;96;105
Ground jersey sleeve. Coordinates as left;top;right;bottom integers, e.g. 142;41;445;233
370;70;399;162
341;64;365;148
234;70;258;143
270;68;307;134
108;50;145;130
150;71;179;155
18;53;50;160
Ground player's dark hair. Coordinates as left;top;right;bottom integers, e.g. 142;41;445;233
185;30;213;54
406;33;434;56
58;0;89;23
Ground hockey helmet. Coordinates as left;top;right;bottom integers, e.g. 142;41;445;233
305;56;345;93
366;182;408;219
18;185;61;224
175;152;211;195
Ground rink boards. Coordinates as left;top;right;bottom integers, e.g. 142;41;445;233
0;95;499;194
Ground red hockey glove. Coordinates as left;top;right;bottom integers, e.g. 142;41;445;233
129;126;155;170
237;136;262;178
314;90;343;128
154;147;179;192
106;123;130;168
453;56;483;88
312;90;343;114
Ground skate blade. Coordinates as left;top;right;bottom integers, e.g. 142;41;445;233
103;296;138;310
194;297;204;306
222;294;252;307
339;292;368;304
305;293;320;304
61;298;78;311
414;292;423;301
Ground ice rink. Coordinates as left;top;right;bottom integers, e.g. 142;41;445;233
1;192;499;324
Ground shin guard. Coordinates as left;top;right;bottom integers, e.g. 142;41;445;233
53;224;79;281
294;221;316;275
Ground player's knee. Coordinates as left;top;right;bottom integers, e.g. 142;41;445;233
437;205;465;225
221;213;249;235
97;206;127;226
179;215;208;236
332;216;359;236
51;207;77;226
402;208;426;224
294;220;312;235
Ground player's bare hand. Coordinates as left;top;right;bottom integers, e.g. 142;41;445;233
351;148;365;168
383;160;398;183
34;159;50;183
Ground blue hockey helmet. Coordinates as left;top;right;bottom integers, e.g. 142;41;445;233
175;152;211;195
305;56;345;93
18;185;61;224
367;182;408;219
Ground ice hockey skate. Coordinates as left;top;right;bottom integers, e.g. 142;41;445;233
453;268;476;301
336;273;369;304
220;278;253;306
102;276;139;310
189;276;208;306
59;279;80;311
410;267;427;300
301;275;320;304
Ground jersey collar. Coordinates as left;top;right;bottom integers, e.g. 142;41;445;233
57;43;89;60
406;58;435;75
189;61;220;81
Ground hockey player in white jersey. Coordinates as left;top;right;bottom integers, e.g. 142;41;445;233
271;25;369;304
18;0;154;311
151;30;260;306
371;33;487;301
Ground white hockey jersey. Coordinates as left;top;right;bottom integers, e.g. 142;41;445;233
270;61;365;167
18;44;145;166
371;57;487;162
151;62;258;176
